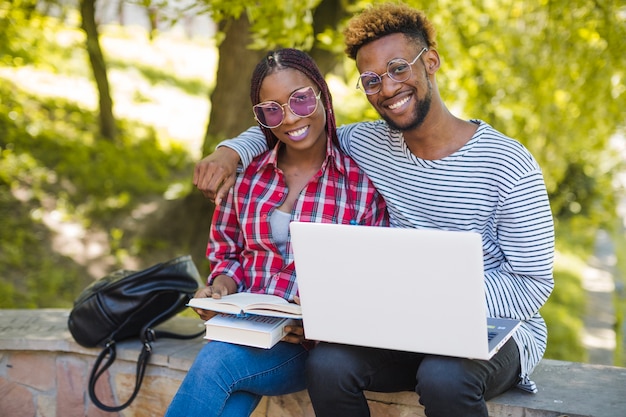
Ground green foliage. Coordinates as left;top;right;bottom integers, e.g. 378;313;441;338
0;167;87;308
542;253;587;361
0;0;44;66
1;82;192;217
421;0;626;248
107;56;211;96
0;75;195;308
198;0;323;50
0;0;82;70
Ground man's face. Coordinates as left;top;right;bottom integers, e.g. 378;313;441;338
355;33;432;132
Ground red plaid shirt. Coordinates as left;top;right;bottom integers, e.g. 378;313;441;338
207;139;388;301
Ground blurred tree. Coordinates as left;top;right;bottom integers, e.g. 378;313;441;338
1;0;117;141
0;0;48;66
201;14;264;155
305;0;351;75
80;0;117;140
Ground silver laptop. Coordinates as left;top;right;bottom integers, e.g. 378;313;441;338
289;222;520;360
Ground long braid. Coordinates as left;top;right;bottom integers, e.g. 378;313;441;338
250;48;339;149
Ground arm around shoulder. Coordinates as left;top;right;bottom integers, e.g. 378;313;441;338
194;126;268;203
193;147;241;204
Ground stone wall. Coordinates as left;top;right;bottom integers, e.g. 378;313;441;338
1;309;625;417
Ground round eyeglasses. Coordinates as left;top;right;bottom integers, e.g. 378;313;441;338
253;86;321;129
356;47;429;95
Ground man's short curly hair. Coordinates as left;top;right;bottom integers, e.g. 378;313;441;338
343;3;437;60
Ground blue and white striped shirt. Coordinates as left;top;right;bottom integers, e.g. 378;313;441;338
222;119;555;392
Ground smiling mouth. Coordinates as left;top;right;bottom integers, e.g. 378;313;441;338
387;95;411;110
287;126;309;137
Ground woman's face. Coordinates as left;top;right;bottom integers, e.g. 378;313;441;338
256;68;327;152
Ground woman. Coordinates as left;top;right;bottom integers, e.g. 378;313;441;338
164;48;388;417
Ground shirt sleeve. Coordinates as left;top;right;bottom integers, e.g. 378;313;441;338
351;168;389;227
217;123;365;167
366;188;389;227
217;126;268;168
485;169;555;320
207;187;246;291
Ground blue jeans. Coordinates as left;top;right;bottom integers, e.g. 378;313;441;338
165;341;309;417
306;338;521;417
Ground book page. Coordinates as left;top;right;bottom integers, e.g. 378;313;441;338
188;292;302;318
244;303;302;318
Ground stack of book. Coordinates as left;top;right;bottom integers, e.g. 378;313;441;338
187;293;302;349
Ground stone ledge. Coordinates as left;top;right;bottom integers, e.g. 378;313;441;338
1;309;625;417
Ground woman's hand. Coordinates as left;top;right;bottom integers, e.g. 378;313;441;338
192;275;237;321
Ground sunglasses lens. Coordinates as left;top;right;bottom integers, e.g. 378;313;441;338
253;102;283;128
253;87;319;128
289;87;318;117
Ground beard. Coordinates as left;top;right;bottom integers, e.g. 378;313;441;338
381;77;433;132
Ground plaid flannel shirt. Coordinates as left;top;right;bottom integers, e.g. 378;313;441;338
207;138;388;301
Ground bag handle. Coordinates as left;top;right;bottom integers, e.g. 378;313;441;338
88;295;204;412
88;340;151;412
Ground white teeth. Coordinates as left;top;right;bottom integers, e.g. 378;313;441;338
388;96;410;110
289;126;308;137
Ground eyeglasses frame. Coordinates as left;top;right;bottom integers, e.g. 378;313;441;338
252;86;322;129
356;47;429;95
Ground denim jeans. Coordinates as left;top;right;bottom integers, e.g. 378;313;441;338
165;340;309;417
306;338;521;417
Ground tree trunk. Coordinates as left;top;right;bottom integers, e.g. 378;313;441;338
163;14;263;273
309;0;351;76
80;0;117;141
202;15;265;155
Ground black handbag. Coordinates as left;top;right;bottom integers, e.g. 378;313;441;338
68;254;205;412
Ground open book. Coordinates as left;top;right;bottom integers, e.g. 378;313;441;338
187;292;302;319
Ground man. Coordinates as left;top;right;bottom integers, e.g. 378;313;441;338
194;3;554;417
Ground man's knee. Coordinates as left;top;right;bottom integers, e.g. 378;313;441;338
306;344;368;389
416;356;481;397
308;345;349;378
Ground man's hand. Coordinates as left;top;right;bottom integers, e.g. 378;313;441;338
193;147;240;204
282;322;306;344
282;296;306;344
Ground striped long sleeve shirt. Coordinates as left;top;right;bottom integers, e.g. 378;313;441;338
221;119;555;392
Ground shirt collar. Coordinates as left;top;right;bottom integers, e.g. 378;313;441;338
253;136;347;176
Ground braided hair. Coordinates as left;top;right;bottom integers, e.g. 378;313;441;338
250;48;339;149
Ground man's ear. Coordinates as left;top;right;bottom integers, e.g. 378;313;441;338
425;48;441;74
